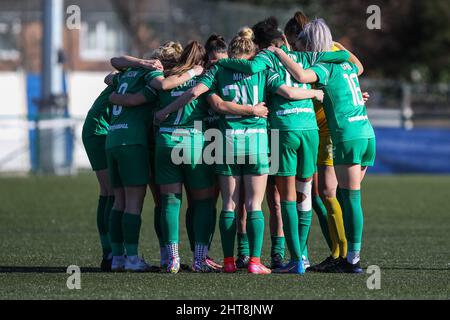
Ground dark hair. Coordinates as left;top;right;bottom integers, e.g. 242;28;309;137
252;16;283;49
205;33;228;55
284;11;309;42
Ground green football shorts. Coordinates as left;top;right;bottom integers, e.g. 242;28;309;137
148;144;156;185
82;134;108;172
271;129;319;178
333;137;376;167
215;153;270;176
106;144;150;188
155;145;215;189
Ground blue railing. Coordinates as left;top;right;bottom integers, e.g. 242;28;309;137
371;128;450;174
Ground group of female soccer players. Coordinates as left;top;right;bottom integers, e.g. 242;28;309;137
82;11;375;275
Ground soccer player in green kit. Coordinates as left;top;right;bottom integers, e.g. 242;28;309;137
112;41;269;273
82;55;162;271
103;65;162;272
216;17;350;273
110;41;206;270
147;42;215;273
271;18;375;273
205;35;256;271
154;27;325;274
82;80;117;272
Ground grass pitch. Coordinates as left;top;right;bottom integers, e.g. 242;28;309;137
0;173;449;300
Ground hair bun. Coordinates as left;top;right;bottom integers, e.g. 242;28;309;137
207;33;225;43
294;11;309;29
265;16;279;28
171;42;183;54
238;27;254;40
160;41;183;55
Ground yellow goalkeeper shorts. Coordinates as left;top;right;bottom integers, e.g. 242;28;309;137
317;134;334;167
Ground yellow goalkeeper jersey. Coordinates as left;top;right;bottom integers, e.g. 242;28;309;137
314;44;340;137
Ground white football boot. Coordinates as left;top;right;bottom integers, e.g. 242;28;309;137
124;256;152;272
111;255;126;272
302;255;311;270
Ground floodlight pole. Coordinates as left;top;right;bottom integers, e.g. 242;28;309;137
38;0;71;175
42;0;64;102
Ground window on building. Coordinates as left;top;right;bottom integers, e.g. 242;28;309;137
79;13;126;61
0;17;21;61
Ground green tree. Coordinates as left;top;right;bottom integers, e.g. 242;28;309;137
223;0;450;82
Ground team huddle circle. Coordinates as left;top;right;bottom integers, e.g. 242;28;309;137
82;14;375;275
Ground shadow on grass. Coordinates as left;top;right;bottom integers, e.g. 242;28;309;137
0;266;102;273
0;265;167;274
0;265;448;273
377;266;449;271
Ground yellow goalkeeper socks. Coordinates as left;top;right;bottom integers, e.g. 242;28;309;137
324;197;347;258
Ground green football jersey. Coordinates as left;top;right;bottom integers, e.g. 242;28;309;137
201;67;221;129
151;74;209;147
310;62;375;144
218;48;350;131
200;65;281;155
82;85;115;138
105;67;158;149
144;70;164;83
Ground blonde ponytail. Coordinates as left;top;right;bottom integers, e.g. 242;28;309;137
145;41;183;70
228;27;257;59
238;27;254;40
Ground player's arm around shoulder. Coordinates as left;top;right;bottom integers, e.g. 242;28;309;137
333;42;364;76
268;46;318;84
207;93;268;118
149;66;204;91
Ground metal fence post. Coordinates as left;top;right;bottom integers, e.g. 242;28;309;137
401;83;414;130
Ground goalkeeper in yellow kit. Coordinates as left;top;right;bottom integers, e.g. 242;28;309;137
284;12;369;272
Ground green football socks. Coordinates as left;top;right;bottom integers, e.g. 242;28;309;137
122;213;142;257
246;211;265;258
271;236;285;258
312;195;332;250
340;188;364;253
161;193;182;245
109;209;124;256
208;208;217;250
298;209;313;258
154;206;164;247
281;201;301;261
219;210;236;258
185;206;195;252
193;198;215;245
96;196;111;255
237;232;250;257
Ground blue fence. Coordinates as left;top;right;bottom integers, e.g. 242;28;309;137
372;128;450;174
26;73;40;172
26;73;73;173
23;74;450;175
